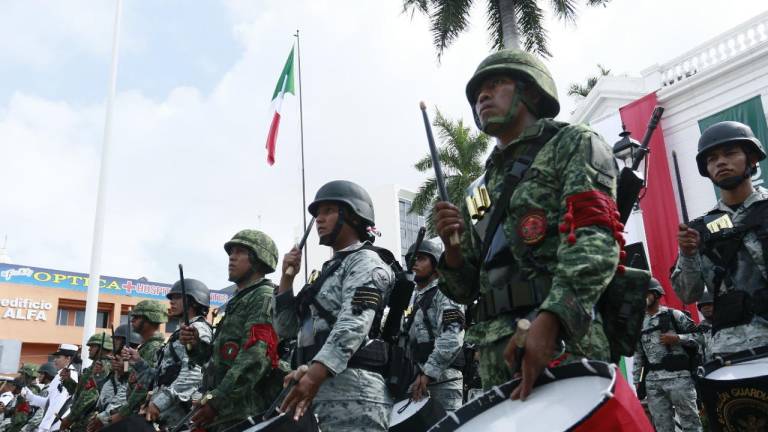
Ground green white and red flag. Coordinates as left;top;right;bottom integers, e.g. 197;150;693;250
265;47;295;165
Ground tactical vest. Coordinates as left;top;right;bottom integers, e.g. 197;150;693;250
404;285;465;370
688;200;768;333
155;316;211;388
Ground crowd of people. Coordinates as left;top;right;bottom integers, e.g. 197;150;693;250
1;47;766;432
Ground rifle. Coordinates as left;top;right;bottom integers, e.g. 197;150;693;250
419;102;459;246
108;325;118;387
124;307;132;373
179;264;191;352
286;217;315;277
616;106;665;224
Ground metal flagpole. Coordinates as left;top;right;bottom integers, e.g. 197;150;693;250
82;0;123;367
294;29;309;284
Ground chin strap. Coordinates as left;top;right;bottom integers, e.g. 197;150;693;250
714;163;755;190
479;82;539;134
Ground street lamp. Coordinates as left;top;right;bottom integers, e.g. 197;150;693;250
613;124;643;167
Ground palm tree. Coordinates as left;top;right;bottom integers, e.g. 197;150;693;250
568;64;611;98
410;108;490;235
403;0;610;58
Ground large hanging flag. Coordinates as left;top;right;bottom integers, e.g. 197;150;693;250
265;47;295;165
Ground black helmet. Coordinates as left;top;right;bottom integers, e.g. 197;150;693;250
405;238;442;265
38;362;57;378
648;278;664;297
167;278;211;308
696;121;766;177
114;324;142;347
308;180;375;226
697;289;714;310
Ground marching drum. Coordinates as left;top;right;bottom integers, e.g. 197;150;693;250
239;411;320;432
389;396;447;432
428;360;652;432
698;346;768;432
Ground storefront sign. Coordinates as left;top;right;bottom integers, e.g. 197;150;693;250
0;263;229;306
0;297;52;321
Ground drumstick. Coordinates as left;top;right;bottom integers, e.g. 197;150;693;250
510;319;531;376
286;218;314;277
264;365;309;421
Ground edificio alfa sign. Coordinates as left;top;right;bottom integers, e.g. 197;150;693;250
0;297;52;321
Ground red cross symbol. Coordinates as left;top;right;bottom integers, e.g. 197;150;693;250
122;280;134;294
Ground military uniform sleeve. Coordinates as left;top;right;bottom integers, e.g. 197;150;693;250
437;212;483;305
273;290;300;339
671;253;706;304
672;309;702;348
96;381;126;425
64;381;98;424
118;340;163;417
152;323;212;411
314;252;392;375
208;290;277;412
539;127;620;342
422;290;465;380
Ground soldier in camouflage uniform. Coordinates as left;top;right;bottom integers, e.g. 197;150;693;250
673;121;768;356
134;278;213;429
277;180;394;431
3;379;30;432
105;300;167;429
434;48;622;399
5;365;38;432
696;290;714;363
180;229;286;432
21;363;56;432
60;333;112;431
87;325;141;432
402;239;465;411
633;281;702;431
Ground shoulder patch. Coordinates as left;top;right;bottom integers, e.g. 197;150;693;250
371;267;391;290
351;287;383;315
588;134;617;178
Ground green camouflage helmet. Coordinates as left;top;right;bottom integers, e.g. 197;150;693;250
86;332;114;351
18;364;38;377
466;49;560;129
132;300;169;323
224;229;279;274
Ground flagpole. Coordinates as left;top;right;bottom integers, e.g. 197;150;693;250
82;0;123;367
294;29;308;284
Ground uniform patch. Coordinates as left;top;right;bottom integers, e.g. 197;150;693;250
518;210;547;245
588;134;618;178
371;267;391;290
442;308;465;330
220;341;240;360
351;287;382;315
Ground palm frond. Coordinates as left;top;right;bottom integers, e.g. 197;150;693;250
597;63;611;76
402;0;431;15
485;0;504;51
549;0;577;23
414;154;433;172
410;177;438;216
431;0;474;59
585;0;611;7
515;0;550;57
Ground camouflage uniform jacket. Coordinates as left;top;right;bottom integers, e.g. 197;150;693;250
117;331;165;417
437;119;619;359
274;241;394;404
20;383;48;432
697;318;714;363
189;278;285;429
632;306;701;383
133;316;212;426
403;279;465;380
94;375;125;426
671;186;768;355
6;394;31;432
61;360;111;431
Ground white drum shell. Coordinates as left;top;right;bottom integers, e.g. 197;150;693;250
705;357;768;381
390;397;432;426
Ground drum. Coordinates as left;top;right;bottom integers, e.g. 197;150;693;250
428;360;652;431
389;396;447;432
698;346;768;432
239;411;319;432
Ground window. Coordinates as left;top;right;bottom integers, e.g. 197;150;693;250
56;300;112;328
57;309;69;326
399;198;427;263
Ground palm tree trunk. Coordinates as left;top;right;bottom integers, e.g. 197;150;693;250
498;0;521;49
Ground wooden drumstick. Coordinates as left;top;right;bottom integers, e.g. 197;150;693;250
286;218;315;278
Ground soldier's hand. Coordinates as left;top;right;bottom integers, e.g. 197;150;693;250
678;223;700;257
60;367;71;380
87;416;104;432
179;324;199;347
122;347;140;363
434;202;465;268
59;418;72;430
410;374;431;401
110;357;123;375
92;360;104;375
191;403;216;427
281;363;328;421
109;413;124;425
509;311;560;401
282;247;303;280
145;402;161;422
660;332;680;346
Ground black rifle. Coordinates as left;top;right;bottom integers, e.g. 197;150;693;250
179;264;191;352
123;307;132;374
420;102;459;246
616;106;665;224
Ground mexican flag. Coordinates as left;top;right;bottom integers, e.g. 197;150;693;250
265;47;295;165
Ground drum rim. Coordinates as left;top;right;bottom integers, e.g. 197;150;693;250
699;345;768;379
428;360;617;431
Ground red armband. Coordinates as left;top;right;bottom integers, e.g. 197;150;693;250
243;323;279;368
85;378;97;390
559;190;627;273
16;401;30;414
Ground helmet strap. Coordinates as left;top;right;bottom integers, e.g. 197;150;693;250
480;82;537;135
320;207;346;246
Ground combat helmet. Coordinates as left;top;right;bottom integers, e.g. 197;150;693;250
132;300;168;324
697;289;714;310
38;362;57;379
696;121;766;177
224;230;279;274
648;278;664;297
18;364;38;378
308;180;376;245
167;278;211;308
86;332;113;351
405;238;443;266
114;324;142;347
466;48;560;130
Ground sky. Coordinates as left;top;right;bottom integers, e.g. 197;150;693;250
2;0;767;289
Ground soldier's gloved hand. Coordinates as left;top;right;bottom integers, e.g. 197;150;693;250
434;202;465;268
660;332;680;346
509;311;560;401
677;223;700;257
281;363;328;421
191;403;216;427
179;324;199;347
410;374;431;402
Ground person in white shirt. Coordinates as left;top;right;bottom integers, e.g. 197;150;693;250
22;344;80;432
